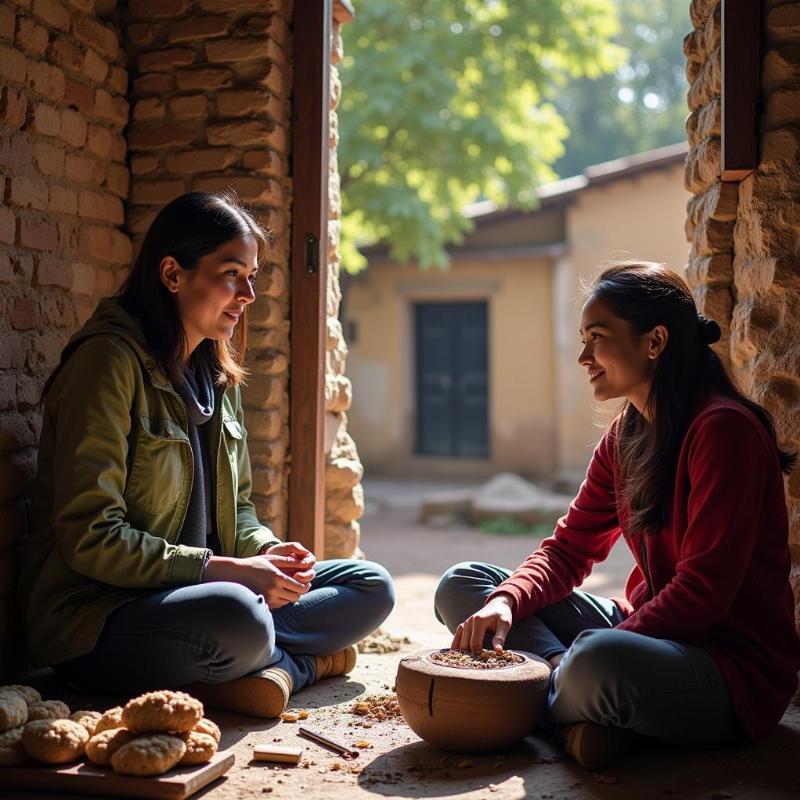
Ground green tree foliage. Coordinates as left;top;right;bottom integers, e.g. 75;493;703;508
338;1;622;271
552;1;690;178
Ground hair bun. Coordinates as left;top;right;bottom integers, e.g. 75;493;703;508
697;314;721;345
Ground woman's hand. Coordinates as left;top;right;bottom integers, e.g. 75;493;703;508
451;594;514;653
265;541;316;585
204;554;310;609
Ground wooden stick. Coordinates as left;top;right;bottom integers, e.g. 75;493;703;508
253;744;304;765
298;726;360;758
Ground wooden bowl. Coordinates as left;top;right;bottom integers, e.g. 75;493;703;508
395;649;552;753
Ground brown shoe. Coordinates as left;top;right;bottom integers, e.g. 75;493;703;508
187;666;293;719
560;721;636;770
314;645;358;681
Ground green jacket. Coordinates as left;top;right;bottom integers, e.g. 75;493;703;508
20;299;280;666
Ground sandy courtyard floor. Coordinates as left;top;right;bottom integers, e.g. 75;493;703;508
3;479;799;800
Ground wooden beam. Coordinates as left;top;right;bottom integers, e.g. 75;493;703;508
289;0;331;556
721;0;760;181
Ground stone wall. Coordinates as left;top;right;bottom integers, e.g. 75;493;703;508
124;0;293;538
324;2;364;559
0;0;131;677
684;0;800;696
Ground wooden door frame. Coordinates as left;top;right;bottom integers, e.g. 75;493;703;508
288;0;332;555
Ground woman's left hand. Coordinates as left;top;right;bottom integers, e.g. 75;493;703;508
265;541;316;584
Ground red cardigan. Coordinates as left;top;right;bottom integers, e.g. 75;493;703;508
489;395;800;740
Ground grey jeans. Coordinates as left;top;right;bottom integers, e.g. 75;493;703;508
56;559;395;695
435;561;744;746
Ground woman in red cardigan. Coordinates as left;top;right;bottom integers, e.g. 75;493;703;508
435;262;800;769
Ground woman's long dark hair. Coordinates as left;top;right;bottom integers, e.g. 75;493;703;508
118;191;270;386
588;261;796;535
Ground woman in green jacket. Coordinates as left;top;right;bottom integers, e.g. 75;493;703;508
20;192;394;717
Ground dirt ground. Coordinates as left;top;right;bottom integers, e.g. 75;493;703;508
3;478;799;800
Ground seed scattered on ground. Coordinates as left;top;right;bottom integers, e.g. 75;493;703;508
429;648;524;669
357;629;411;654
354;740;371;749
349;694;402;722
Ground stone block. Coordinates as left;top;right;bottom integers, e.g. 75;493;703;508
762;45;800;91
128;122;197;150
323;520;359;560
10;297;37;330
325;482;364;523
106;163;130;198
35;255;72;288
684;137;721;193
49;34;82;74
78;224;110;260
766;2;800;42
16;15;48;55
205;37;280;64
193;175;283;206
72;16;118;61
19;218;57;251
31;141;64;178
216;89;275;117
78;189;124;224
65;153;103;184
692;215;734;256
689;0;719;30
0;86;27;129
64;77;94;114
761;128;800;168
48;184;78;215
27;61;66;102
168;15;229;43
325;455;362;491
206;119;279;147
0;208;16;245
0;43;26;83
130;154;159;175
169;94;207;118
32;0;69;29
60;107;88;147
764;87;800;129
127;21;162;47
0;4;14;41
132;71;174;95
8;177;48;211
133;97;165;121
0;334;26;368
164;147;237;174
79;45;107;83
127;205;158;234
247;409;282;440
138;47;195;72
70;260;94;294
175;67;232;91
242;149;282;175
687;46;721;112
94;88;129;128
86;124;112;158
107;65;127;95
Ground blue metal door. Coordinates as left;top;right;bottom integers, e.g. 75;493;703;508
415;302;489;457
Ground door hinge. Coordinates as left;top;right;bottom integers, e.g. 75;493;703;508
305;235;319;274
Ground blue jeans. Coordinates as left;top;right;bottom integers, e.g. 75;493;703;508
56;559;395;695
435;561;744;746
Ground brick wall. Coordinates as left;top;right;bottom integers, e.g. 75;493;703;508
0;0;131;677
124;0;293;539
0;0;362;680
684;0;800;698
324;3;364;559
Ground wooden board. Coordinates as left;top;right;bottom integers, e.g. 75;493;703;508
0;750;234;800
